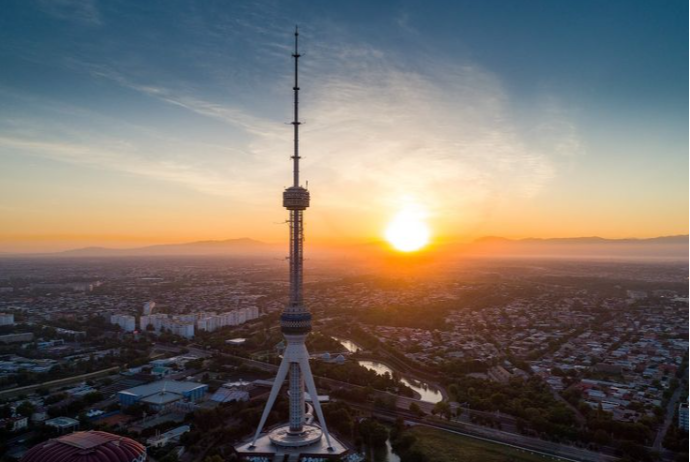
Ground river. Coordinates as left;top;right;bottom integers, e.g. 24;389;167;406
357;360;443;404
331;337;443;404
331;336;362;353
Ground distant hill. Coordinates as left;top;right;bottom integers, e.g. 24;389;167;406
40;238;281;258
467;235;688;260
475;235;688;244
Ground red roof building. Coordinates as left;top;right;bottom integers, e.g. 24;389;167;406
22;430;146;462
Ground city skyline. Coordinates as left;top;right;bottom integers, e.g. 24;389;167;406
0;1;687;253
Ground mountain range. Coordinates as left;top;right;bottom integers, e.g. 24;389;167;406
1;235;686;259
34;238;279;258
465;235;688;260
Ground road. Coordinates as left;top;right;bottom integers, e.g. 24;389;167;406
0;366;120;399
653;366;688;451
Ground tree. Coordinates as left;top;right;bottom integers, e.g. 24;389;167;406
404;447;429;462
432;401;452;420
0;405;12;418
448;384;459;401
160;452;179;462
358;419;388;448
84;391;104;405
409;402;425;417
594;429;611;446
203;456;224;462
374;395;396;410
16;401;35;418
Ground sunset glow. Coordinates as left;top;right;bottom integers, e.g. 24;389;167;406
385;207;431;252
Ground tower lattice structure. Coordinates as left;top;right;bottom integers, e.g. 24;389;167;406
249;27;335;452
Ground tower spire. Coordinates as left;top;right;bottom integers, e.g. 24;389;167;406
292;25;301;187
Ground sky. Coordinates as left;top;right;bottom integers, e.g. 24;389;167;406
0;0;687;252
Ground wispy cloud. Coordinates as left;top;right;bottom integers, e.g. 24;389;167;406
34;0;102;26
0;134;251;198
79;66;278;138
0;8;582;236
250;42;581;229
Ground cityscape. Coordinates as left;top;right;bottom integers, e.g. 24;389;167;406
0;255;686;462
0;1;687;462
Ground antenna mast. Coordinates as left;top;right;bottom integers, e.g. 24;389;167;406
292;26;301;187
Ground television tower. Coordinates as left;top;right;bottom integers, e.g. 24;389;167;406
236;28;346;458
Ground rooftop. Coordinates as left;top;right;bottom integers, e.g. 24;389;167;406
118;379;206;398
45;417;79;428
141;391;184;405
21;431;146;462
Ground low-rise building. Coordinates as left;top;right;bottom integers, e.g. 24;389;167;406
0;415;27;432
110;314;136;332
146;424;190;447
0;313;15;326
117;380;208;411
45;416;80;433
679;402;689;431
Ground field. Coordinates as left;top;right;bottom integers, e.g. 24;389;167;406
409;426;562;462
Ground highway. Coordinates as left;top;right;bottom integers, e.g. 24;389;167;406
0;366;120;400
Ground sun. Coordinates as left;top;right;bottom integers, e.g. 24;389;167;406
385;207;431;252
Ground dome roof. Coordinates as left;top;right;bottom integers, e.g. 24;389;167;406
22;431;146;462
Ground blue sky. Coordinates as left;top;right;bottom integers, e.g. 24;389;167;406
0;0;687;251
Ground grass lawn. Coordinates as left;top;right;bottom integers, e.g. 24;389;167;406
409;426;561;462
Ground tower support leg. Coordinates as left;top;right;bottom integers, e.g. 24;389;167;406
298;356;334;450
250;355;291;447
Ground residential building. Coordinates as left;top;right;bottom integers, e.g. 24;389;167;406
680;402;689;431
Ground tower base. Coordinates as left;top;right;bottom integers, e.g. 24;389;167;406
269;423;323;447
235;423;348;461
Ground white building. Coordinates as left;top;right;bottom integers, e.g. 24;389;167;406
140;314;194;338
197;315;219;332
236;309;247;325
0;313;15;326
169;322;195;339
0;416;27;432
140;314;169;331
679;402;689;431
247;305;259;320
110;314;136;332
143;301;156;315
176;314;197;323
221;311;238;327
195;307;258;333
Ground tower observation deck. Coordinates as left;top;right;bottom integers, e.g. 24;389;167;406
234;28;348;461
